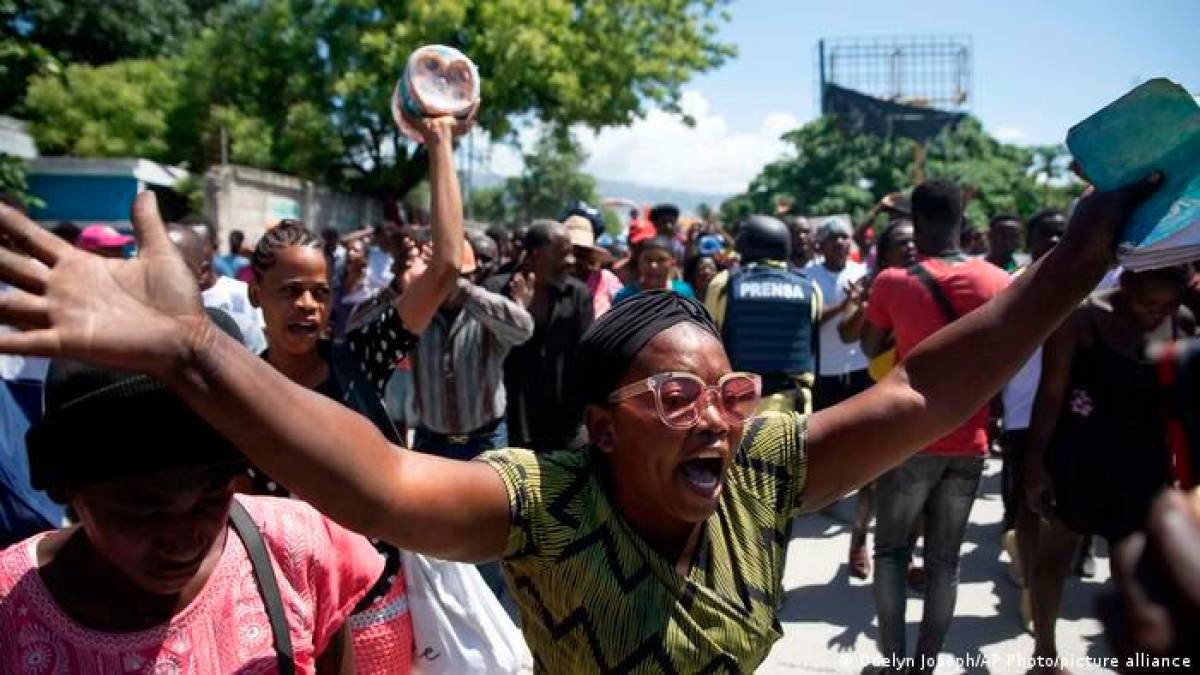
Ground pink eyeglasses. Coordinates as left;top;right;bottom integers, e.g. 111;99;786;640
608;371;762;430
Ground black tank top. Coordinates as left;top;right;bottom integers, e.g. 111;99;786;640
1045;303;1175;541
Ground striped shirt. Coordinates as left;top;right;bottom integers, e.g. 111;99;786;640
411;279;534;434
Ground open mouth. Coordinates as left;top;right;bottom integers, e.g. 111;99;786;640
677;456;724;497
286;320;320;338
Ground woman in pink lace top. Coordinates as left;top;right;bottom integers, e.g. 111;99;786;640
0;355;397;674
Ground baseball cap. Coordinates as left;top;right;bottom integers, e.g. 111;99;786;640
697;234;724;256
628;219;657;245
78;225;134;252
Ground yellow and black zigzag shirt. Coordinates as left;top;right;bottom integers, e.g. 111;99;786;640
480;412;808;674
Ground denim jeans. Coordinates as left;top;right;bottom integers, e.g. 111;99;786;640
413;418;508;462
873;453;984;670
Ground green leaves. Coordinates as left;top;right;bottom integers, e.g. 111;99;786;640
724;115;1081;227
2;0;223;111
24;59;178;160
471;132;597;226
0;152;43;209
10;0;730;200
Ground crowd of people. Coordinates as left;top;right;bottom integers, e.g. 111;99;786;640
0;107;1198;675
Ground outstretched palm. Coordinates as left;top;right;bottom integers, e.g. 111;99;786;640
0;192;204;377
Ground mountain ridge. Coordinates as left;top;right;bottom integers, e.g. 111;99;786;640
465;171;731;217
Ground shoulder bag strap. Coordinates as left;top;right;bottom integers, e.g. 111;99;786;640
229;499;296;675
330;342;405;446
909;263;958;324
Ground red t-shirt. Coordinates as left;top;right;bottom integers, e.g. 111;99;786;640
866;257;1012;455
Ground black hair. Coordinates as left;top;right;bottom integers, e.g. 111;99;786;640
165;223;207;271
989;214;1022;229
51;221;81;244
523;220;561;253
876;218;913;258
180;213;216;245
636;236;675;259
467;230;497;260
1121;265;1193;291
251;219;323;280
1026;208;1067;241
683;253;715;285
911;180;962;238
649;204;680;225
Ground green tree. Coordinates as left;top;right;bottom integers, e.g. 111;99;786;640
723;116;1081;228
0;152;42;209
23;59;178;160
169;0;733;197
1;0;228;111
471;132;597;226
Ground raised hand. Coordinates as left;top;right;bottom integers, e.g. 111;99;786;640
1058;171;1163;270
510;271;535;308
843;277;868;307
0;192;204;377
403;103;480;144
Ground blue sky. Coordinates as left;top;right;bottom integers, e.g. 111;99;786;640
696;0;1199;144
486;0;1200;196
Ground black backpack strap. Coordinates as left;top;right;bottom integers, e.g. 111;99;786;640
908;263;958;324
229;499;296;675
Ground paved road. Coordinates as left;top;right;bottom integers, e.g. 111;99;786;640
761;458;1117;674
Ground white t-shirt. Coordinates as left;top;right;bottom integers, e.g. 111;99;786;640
808;261;869;376
1002;348;1042;431
366;246;395;293
0;281;49;383
202;276;267;355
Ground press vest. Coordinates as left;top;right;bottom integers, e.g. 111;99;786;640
723;264;816;388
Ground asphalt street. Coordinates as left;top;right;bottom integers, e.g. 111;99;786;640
761;458;1116;674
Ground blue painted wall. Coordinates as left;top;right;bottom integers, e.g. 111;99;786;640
27;175;139;222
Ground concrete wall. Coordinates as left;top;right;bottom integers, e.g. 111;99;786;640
205;165;382;247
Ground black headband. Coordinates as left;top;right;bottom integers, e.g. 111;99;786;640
574;290;720;411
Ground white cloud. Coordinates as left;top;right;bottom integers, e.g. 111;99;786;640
991;126;1029;144
479;90;800;195
578;91;799;194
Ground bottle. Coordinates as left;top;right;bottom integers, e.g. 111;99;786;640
392;45;480;143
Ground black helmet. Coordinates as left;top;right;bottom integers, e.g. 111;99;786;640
736;215;791;263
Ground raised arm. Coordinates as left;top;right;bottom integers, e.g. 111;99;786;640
181;325;511;562
0;179;511;565
1023;312;1082;516
391;115;469;334
800;174;1161;511
459;279;535;347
